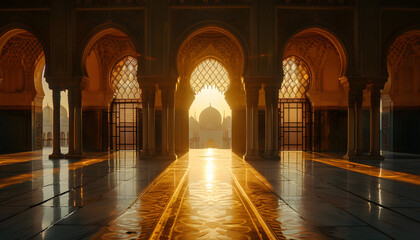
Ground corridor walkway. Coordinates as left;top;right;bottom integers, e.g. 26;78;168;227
0;149;420;239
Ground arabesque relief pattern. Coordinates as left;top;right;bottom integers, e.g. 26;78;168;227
0;33;43;93
388;32;420;76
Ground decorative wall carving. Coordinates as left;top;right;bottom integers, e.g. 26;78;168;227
0;33;43;93
276;0;355;6
388;32;420;73
1;0;50;8
92;34;136;73
73;0;146;7
284;34;337;73
170;0;251;6
178;32;243;81
380;0;420;7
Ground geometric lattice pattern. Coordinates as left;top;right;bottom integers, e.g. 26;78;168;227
111;56;141;99
279;56;310;99
190;58;230;93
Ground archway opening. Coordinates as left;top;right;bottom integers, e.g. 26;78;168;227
189;58;232;149
109;55;142;151
282;28;348;152
0;30;61;153
279;56;312;151
81;28;138;151
383;30;420;153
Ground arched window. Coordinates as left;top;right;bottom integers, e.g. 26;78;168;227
279;56;312;151
279;56;310;99
110;55;141;151
190;58;230;93
111;56;141;100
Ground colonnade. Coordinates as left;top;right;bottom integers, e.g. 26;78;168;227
342;77;385;160
140;79;177;160
48;75;384;161
243;78;281;160
49;86;83;159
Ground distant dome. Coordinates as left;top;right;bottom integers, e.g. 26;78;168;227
199;105;221;130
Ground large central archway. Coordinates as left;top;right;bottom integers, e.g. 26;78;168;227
189;57;232;149
175;27;246;155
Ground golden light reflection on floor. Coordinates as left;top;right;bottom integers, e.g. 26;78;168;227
308;153;420;186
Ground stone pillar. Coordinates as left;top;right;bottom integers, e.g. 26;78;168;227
355;91;363;156
49;88;63;159
367;83;384;159
167;88;176;159
67;89;75;155
74;89;83;156
244;86;259;160
147;87;156;155
273;89;280;154
346;92;356;157
264;86;280;159
161;89;168;154
141;89;149;155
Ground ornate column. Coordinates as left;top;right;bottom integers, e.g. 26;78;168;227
161;88;169;155
141;89;149;156
367;82;385;159
341;77;366;159
74;88;83;156
346;92;356;157
147;87;156;155
50;88;63;159
167;86;177;159
66;89;75;155
355;91;364;156
264;84;280;159
244;85;260;160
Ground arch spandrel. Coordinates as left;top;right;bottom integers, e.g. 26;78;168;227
385;30;420;102
280;27;349;78
176;27;246;109
79;25;141;79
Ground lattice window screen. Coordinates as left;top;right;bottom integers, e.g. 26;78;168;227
111;56;141;99
190;58;230;93
279;56;310;99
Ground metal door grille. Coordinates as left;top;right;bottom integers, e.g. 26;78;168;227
110;99;142;150
279;98;312;151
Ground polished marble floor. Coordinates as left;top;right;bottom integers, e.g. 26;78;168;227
0;148;420;239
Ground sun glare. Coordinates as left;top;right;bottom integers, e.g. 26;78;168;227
189;85;231;120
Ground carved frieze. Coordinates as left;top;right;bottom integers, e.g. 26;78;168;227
380;0;420;8
73;0;146;7
170;0;251;6
276;0;355;7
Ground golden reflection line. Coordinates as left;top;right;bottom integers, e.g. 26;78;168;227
311;157;420;186
0;153;115;189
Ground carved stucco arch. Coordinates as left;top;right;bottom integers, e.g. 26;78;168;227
384;30;420;96
80;25;140;79
281;27;349;78
0;28;45;100
80;27;138;92
176;26;246;109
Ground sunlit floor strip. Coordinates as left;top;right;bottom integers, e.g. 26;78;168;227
231;157;327;239
306;154;420;186
93;159;189;240
0;152;113;189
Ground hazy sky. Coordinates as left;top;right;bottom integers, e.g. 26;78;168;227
189;85;231;120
